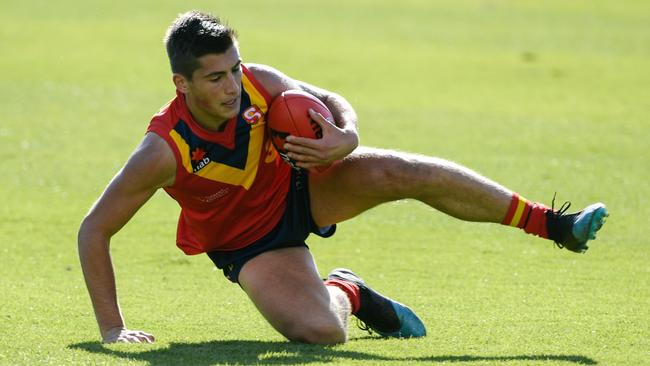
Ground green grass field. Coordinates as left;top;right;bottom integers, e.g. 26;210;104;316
1;0;649;365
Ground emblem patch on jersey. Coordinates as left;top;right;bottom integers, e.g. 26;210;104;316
191;147;206;161
242;105;263;125
190;147;211;172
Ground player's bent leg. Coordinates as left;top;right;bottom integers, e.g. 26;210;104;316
309;146;512;226
238;247;349;344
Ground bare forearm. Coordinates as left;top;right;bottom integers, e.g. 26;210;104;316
78;223;125;338
322;93;358;135
298;82;358;134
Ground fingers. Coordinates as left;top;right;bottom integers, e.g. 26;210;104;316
308;108;333;126
283;136;342;166
133;330;155;343
116;334;142;343
104;330;155;344
288;153;323;165
283;109;356;167
284;142;321;159
284;109;337;149
284;136;322;149
284;141;332;166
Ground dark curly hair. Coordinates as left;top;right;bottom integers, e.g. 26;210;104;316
164;10;238;79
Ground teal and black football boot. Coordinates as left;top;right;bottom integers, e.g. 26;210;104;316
327;268;426;338
547;199;609;253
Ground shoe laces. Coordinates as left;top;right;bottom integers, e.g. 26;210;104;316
550;192;572;249
551;192;572;216
356;318;373;335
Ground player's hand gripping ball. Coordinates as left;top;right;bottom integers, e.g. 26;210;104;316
267;90;333;169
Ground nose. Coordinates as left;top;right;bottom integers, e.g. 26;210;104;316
224;72;239;95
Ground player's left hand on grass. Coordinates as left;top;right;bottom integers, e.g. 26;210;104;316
284;109;358;170
102;327;155;344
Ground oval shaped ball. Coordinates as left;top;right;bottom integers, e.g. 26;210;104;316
267;90;333;156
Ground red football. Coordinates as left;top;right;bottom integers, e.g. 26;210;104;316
266;90;333;161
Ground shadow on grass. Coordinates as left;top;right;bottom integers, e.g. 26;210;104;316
69;340;597;365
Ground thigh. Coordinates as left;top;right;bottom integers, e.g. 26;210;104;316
309;146;414;226
238;247;341;340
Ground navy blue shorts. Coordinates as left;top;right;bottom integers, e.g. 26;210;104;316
207;169;336;283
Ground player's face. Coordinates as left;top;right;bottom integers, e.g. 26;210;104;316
181;45;243;127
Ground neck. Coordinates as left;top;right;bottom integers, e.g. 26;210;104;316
184;95;229;132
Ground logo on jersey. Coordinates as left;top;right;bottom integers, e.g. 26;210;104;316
191;147;211;172
191;147;206;161
242;105;263;125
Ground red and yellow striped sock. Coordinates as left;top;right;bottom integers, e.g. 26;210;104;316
502;193;551;239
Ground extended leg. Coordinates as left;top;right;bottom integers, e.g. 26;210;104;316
310;146;607;252
310;146;511;225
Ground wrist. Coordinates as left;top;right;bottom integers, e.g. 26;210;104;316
343;128;359;151
101;325;126;340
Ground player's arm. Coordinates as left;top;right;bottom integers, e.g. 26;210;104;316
247;63;359;169
77;132;175;343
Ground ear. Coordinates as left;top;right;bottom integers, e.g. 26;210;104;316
173;73;190;94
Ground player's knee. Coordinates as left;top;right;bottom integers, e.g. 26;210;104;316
283;320;346;345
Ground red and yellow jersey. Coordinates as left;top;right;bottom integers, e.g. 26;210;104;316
147;65;291;254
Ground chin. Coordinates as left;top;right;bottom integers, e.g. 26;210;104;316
211;105;239;121
224;108;239;120
225;103;241;118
